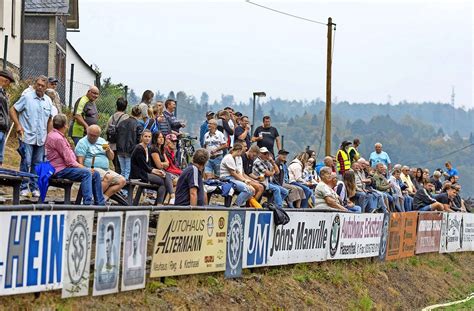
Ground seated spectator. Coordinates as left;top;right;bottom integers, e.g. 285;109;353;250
400;166;416;195
413;179;447;212
430;170;443;193
106;97;129;174
252;147;288;209
391;168;413;211
435;185;459;211
164;133;182;177
388;168;406;212
203;119;227;179
220;143;256;207
116;106;143;180
288;152;313;208
352;161;382;212
413;168;424;191
174;149;209;206
75;125;126;202
452;184;466;212
150;131;175;204
241;144;265;201
303;157;319;186
316;156;336;175
422;168;430;181
314;167;351;212
45;114;105;205
334;171;362;213
373;163;397;211
130;130;169;205
275;150;305;208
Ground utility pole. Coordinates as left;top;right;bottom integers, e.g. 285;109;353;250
325;17;333;156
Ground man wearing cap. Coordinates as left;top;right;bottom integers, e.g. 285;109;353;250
199;111;214;148
47;77;62;114
275;149;305;208
0;70;15;167
336;140;352;176
252;147;288;209
10;75;53;197
203;119;227;179
71;86;100;145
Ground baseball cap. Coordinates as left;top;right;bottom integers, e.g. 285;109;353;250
278;149;289;155
259;147;270;153
206;111;215;117
166;133;178;141
48;77;58;83
0;70;15;83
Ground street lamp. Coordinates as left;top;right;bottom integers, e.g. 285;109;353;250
252;91;266;134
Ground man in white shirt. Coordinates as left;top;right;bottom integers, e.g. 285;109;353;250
204;119;227;179
314;167;348;211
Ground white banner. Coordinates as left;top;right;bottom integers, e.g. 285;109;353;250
62;211;94;298
328;213;384;260
93;212;123;296
463;213;474;252
440;213;474;253
0;211;67;295
267;212;331;265
121;211;149;292
242;211;274;268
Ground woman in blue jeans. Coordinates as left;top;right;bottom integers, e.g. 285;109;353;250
335;171;363;213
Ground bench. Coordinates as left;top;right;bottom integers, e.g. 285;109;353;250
49;178;76;204
207;186;274;207
0;174;29;205
127;180;163;206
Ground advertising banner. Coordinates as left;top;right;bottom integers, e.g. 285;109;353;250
415;212;443;254
378;213;390;260
243;211;274;268
0;211;67;296
150;211;228;278
267;212;331;265
225;211;245;279
61;211;94;298
121;211;149;292
328;213;384;260
93;212;123;296
440;213;474;253
463;213;474;251
385;212;418;260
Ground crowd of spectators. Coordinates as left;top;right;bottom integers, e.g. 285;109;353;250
0;73;469;212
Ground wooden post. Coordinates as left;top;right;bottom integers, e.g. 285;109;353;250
325;17;333;156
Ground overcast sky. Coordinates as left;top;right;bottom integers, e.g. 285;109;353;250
69;0;472;108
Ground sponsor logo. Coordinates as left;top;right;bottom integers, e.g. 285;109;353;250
207;216;214;237
246;213;271;266
379;214;389;259
227;213;244;273
66;215;91;285
329;214;340;258
155;219;205;254
218;217;225;230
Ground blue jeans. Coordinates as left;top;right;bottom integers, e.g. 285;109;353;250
118;155;131;180
204;155;223;177
365;191;388;213
227;177;254;207
268;182;289;208
0;131;5;163
291;182;312;208
55;167;105;205
419;205;432;212
20;143;44;192
72;136;81;146
346;205;362;213
404;195;413;212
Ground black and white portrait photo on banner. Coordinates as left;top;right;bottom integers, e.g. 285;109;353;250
62;211;94;298
121;211;149;291
93;212;123;296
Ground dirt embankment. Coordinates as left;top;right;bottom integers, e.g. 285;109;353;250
2;252;473;310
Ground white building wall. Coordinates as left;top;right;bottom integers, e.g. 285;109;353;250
0;0;23;67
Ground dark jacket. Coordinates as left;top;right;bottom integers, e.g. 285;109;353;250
413;188;436;210
163;110;183;133
130;144;153;182
0;88;10;131
116;117;143;156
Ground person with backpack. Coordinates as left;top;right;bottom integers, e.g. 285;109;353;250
106;97;129;174
116;106;144;182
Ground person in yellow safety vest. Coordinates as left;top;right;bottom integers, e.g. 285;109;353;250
347;138;361;164
336;141;352;176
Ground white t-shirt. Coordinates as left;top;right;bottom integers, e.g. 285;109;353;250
314;182;340;209
204;130;226;156
235;156;243;174
220;154;237;178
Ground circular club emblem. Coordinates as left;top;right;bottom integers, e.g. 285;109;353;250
329;214;341;258
379;214;389;259
66;218;89;284
207;216;214;237
227;214;243;271
218;217;225;230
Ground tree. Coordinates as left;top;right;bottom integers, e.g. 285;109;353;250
168;91;176;100
128;88;139;105
200;92;209;106
154;90;166;101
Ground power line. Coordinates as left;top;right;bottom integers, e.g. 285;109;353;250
245;0;328;26
407;143;474;167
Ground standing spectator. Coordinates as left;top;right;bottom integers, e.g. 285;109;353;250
45;114;105;205
154;101;170;134
288;152;313;208
116;106;143;181
10;76;53;197
46;77;62;114
137;90;154;120
224;107;236;147
106;97;129;174
444;161;459;179
71;86;100;145
150;131;175;204
163;99;185;134
413;180;447;212
314;167;349;212
253;116;281;156
164;133;182;177
336;140;352;176
216;110;233;150
220;143;255;207
0;70;14;167
75;125;126;202
44;89;59;117
369;142;392;171
252;147;288;209
203;119;227;179
199;111;214;147
347;138;361;163
234;115;251;149
174;149;209;206
275;150;305;208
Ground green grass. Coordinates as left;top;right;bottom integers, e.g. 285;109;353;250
436;296;474;310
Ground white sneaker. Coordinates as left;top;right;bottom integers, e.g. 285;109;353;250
20;190;31;197
32;190;41;198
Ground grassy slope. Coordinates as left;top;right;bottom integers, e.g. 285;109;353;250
1;252;473;310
